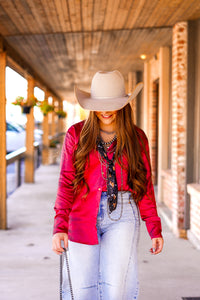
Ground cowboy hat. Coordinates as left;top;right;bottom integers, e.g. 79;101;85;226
74;70;143;111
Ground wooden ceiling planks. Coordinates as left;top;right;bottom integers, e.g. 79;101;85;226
0;0;27;34
14;0;37;32
53;0;70;32
82;0;93;31
0;0;200;100
142;1;166;28
93;0;107;31
125;0;146;29
116;1;134;29
67;0;81;32
26;0;48;33
0;0;200;35
167;0;200;25
103;0;120;30
41;0;60;32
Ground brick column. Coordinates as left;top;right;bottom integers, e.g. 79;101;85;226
171;22;188;238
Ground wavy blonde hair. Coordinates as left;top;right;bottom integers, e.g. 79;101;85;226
73;103;148;203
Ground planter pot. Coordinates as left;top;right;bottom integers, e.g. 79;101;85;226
48;145;60;164
22;106;31;114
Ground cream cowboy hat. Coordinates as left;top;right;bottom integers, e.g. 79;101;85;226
74;70;143;111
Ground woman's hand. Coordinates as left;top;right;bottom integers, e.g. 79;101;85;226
150;237;164;255
52;232;68;255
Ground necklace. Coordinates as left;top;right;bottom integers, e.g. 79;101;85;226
101;135;117;146
100;129;116;135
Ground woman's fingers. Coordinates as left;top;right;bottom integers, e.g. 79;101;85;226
64;234;68;249
150;237;164;255
52;233;68;255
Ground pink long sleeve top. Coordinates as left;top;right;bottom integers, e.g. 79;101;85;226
53;121;162;244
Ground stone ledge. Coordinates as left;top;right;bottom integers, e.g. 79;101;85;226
187;230;200;251
187;183;200;198
158;202;173;230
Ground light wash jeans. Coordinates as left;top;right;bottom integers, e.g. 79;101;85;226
62;191;140;300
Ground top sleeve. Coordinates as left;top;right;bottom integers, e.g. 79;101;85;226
53;126;77;235
137;130;162;239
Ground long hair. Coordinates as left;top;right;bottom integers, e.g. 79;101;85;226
73;103;147;203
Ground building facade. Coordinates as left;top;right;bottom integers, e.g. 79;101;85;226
137;20;200;249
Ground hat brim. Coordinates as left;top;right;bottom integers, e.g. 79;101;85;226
75;82;143;112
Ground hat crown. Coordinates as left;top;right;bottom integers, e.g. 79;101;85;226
91;70;126;99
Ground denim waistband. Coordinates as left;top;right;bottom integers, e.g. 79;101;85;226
98;191;140;229
101;191;132;202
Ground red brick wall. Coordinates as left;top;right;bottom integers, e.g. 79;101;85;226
171;22;188;237
191;198;200;241
188;184;200;243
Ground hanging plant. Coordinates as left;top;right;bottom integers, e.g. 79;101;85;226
37;100;54;116
56;110;67;119
12;95;39;114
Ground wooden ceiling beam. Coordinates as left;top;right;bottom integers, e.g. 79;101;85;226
0;35;62;101
3;25;172;38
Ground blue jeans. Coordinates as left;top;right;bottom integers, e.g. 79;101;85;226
62;191;140;300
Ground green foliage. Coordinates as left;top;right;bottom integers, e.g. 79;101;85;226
38;100;54;116
56;110;67;118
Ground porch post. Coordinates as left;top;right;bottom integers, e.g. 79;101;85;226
58;99;64;134
157;47;170;202
25;76;35;183
51;96;56;137
42;91;50;165
0;51;7;229
128;71;137;123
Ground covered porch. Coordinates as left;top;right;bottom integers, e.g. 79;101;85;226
1;163;200;299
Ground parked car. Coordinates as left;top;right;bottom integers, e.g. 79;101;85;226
6;121;43;153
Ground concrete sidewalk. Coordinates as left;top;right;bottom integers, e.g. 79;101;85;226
0;164;200;300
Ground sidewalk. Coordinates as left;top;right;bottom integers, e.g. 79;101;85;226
0;164;200;300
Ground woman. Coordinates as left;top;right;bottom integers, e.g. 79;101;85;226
52;70;164;300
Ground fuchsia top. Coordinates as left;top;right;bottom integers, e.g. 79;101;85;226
53;121;162;244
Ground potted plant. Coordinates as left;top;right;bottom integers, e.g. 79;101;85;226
49;139;61;164
12;95;38;114
49;139;60;148
37;100;54;116
55;110;67;119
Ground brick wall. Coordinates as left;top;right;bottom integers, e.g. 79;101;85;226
171;22;188;237
187;184;200;248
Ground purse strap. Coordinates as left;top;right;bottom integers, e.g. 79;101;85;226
60;248;74;300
